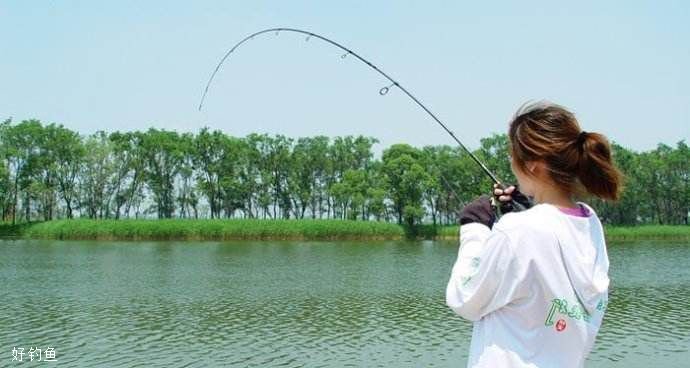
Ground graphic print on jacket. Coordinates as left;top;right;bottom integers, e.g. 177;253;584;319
544;297;608;332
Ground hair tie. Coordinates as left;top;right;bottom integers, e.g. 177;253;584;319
577;130;588;145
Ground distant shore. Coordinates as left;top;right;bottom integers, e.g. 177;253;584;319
1;219;689;242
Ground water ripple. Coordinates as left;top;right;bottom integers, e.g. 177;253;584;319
1;239;689;367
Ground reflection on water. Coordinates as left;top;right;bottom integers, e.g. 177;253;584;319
1;239;689;367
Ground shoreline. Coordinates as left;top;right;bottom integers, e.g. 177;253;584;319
1;219;689;242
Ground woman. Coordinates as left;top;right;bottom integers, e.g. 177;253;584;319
445;101;622;367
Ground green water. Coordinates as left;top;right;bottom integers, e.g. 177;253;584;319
1;239;689;367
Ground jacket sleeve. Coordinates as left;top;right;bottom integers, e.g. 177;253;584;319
445;222;524;321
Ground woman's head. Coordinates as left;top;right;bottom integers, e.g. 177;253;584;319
508;101;622;201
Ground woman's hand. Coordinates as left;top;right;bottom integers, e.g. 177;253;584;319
493;184;516;203
459;195;496;228
492;184;533;214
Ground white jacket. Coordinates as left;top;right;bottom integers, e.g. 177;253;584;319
446;202;609;368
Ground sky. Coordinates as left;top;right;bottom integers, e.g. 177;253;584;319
1;1;688;156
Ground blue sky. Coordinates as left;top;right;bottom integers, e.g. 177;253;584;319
1;1;688;155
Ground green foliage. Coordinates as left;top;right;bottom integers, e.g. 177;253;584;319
382;144;429;226
591;141;690;225
0;118;688;230
140;128;188;218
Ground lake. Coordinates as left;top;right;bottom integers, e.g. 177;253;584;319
1;239;689;367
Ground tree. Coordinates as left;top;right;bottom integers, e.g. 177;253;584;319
330;169;368;220
176;132;197;219
140;129;186;218
109;132;146;219
0;118;13;221
47;124;84;219
80;132;115;219
382;144;429;226
218;136;249;218
3;120;44;222
193;128;226;219
365;161;388;221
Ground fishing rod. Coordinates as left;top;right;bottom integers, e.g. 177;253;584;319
199;27;526;212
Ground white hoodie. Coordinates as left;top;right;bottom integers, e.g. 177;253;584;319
446;202;609;368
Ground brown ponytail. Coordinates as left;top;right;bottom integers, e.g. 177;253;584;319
508;101;623;200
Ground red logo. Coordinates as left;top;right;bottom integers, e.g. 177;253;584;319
555;319;567;332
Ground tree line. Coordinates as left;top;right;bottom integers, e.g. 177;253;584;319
0;118;688;226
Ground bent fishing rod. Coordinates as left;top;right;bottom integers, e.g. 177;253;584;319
199;27;526;212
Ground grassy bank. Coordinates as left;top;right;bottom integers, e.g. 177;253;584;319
1;219;405;241
1;220;688;242
602;225;690;242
